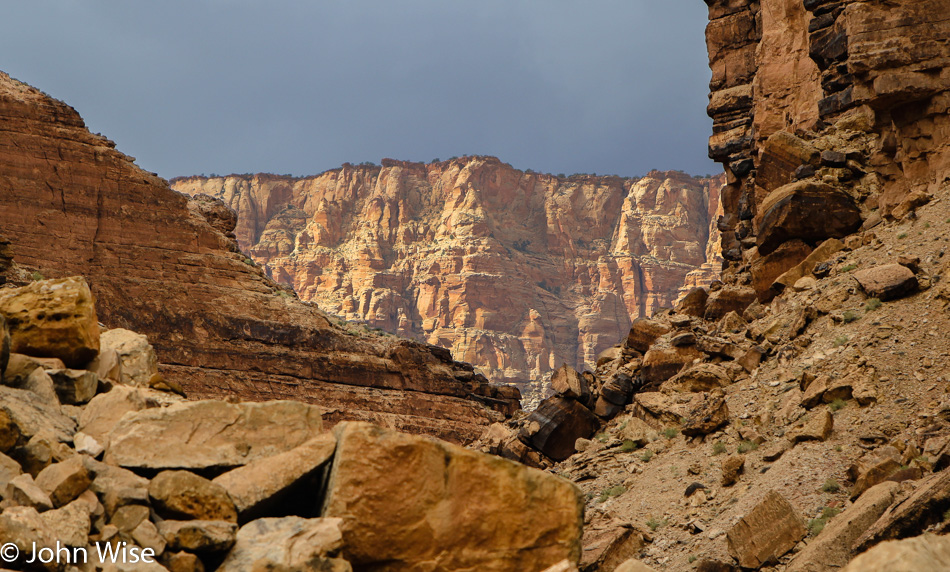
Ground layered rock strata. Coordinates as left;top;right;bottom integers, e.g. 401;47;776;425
0;72;518;444
704;0;950;297
172;165;724;403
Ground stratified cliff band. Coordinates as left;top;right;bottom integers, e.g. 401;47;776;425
0;71;521;443
172;164;725;404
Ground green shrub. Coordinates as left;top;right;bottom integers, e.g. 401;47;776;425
737;440;759;454
712;442;727;455
688;555;697;564
646;516;668;531
829;398;847;412
640;449;654;462
620;440;639;453
833;335;849;347
598;485;626;503
594;432;608;443
944;508;950;522
840;264;857;273
662;427;679;440
31;271;44;281
897;232;907;239
821;479;841;493
843;310;859;323
865;298;882;311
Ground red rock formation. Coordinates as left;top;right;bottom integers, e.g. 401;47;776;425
704;0;950;292
172;164;725;405
0;71;520;444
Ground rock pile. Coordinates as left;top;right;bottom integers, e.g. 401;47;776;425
0;276;583;571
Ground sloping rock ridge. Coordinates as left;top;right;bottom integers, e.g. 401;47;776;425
0;71;519;444
171;165;725;405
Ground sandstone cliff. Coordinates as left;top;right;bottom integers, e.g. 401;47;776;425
172;164;724;404
705;0;950;294
0;71;520;444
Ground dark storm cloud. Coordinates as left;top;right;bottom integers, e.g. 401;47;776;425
2;1;716;179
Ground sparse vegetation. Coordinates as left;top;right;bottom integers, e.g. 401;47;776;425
662;427;679;439
865;298;882;311
688;555;697;564
897;232;908;239
829;398;847;412
646;516;668;531
924;222;931;229
833;335;849;347
821;479;841;493
737;440;759;454
843;310;859;323
31;271;44;281
598;485;626;503
712;442;727;455
840;264;857;273
242;257;254;266
640;449;654;463
594;432;608;443
944;507;950;522
807;507;842;536
620;440;639;453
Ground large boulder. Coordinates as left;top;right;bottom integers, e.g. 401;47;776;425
750;240;813;301
756;131;820;194
0;385;76;444
626;319;671;353
641;346;703;386
727;490;807;568
218;517;351;572
843;534;950;572
704;286;757;322
0;277;100;368
675;287;708;318
853;264;918;301
550;364;591;403
91;328;159;387
322;422;584;571
212;433;336;520
521;396;600;461
854;469;950;553
106;400;323;471
149;470;238;523
756;181;862;255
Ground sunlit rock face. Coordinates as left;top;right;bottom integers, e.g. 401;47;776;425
173;160;724;405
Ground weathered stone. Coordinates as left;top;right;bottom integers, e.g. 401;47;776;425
682;390;730;436
675;287;709;318
5;473;53;511
789;409;834;443
550;364;591;403
0;385;75;444
110;503;151;533
0;276;100;367
106;400;323;470
727;490;807;569
0;506;57;570
78;385;155;448
662;364;731;393
1;353;65;388
158;519;237;553
87;461;150;518
787;481;900;572
773;238;845;293
641;346;703;386
212;433;336;520
579;513;647;572
323;422;583;571
40;498;92;548
670;332;697;346
521;396;600;461
149;471;238;523
34;456;90;508
132;519;168;557
0;314;8;382
853;264;918;301
756;131;820;195
614;559;658;572
750;240;813;301
217;518;351;571
163;552;205;572
0;409;20;453
616;416;658;447
601;373;635;406
721;455;745;487
91;328;159;387
45;368;98;405
738;345;766;373
21;368;58;405
843;534;950;572
704;286;757;321
854;469;950;553
0;451;21;490
73;432;104;458
756;181;862;255
626;319;671;353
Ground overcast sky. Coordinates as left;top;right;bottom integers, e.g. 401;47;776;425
2;1;716;179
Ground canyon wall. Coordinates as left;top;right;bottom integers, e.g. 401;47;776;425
0;71;521;443
172;164;725;404
704;0;950;293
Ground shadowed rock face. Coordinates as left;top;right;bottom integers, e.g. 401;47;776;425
704;0;950;288
0;71;518;444
172;165;724;404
